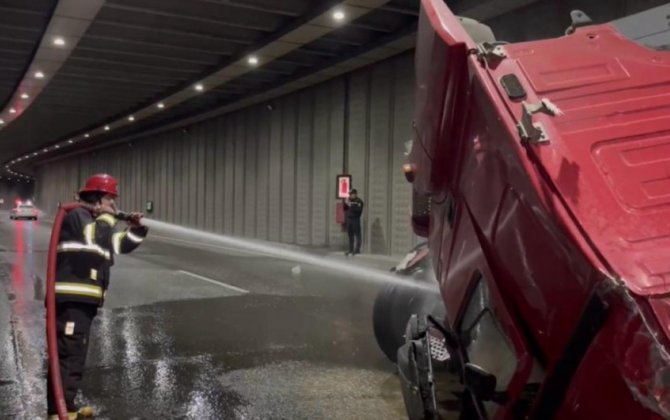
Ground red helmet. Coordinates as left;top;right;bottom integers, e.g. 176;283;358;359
79;174;118;197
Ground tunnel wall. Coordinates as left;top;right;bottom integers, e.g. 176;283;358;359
35;52;416;256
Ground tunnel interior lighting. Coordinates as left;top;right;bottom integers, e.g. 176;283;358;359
128;115;135;122
9;108;16;114
53;37;65;46
104;125;110;131
84;133;90;138
68;139;73;144
34;71;45;79
55;145;60;149
333;10;346;21
248;56;259;66
20;93;29;99
157;102;165;109
195;83;204;92
0;119;4;125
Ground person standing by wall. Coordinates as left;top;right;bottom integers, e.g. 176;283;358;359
344;189;364;256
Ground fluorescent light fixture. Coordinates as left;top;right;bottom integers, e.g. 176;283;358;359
333;10;346;21
157;102;165;109
247;56;259;65
21;93;29;99
53;37;65;46
128;115;135;122
194;83;204;92
34;71;45;79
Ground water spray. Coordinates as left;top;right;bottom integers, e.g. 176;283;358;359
141;218;438;293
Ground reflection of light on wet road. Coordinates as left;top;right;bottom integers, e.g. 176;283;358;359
186;389;216;418
98;311;115;367
121;310;143;391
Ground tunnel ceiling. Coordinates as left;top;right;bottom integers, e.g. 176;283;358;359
0;0;427;178
0;0;58;118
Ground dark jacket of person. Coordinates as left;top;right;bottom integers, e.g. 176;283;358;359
345;197;364;220
54;207;148;306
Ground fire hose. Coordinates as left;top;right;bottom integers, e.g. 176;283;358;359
47;203;135;420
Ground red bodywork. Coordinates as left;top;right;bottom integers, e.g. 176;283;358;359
411;0;670;417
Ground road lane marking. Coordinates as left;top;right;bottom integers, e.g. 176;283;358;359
177;269;249;294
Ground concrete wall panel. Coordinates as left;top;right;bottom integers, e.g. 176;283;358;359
244;111;257;237
311;84;329;246
327;78;346;248
268;104;283;242
368;63;392;255
223;118;235;235
256;107;270;240
295;90;313;246
280;95;297;243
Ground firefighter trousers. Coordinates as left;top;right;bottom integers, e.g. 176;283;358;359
47;302;97;415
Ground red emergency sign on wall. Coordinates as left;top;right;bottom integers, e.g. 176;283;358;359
336;175;352;199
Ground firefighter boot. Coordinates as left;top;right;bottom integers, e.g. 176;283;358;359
78;406;94;417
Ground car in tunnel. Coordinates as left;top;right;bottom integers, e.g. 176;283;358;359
10;202;38;220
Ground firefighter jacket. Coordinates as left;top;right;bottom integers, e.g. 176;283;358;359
54;207;148;306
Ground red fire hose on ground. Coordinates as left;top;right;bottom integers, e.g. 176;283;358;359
47;203;80;420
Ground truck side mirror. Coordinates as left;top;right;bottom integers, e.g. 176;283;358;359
464;363;497;401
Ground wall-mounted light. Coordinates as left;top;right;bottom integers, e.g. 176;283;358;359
34;71;45;79
157;102;165;109
247;56;259;66
194;83;204;92
20;93;29;99
53;37;65;46
128;115;135;122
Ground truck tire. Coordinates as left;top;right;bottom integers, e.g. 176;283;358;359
373;280;445;364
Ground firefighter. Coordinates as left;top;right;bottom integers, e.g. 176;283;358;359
344;189;364;255
47;174;148;419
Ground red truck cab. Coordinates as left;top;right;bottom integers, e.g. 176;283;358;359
401;0;670;418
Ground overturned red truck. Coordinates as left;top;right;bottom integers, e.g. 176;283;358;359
392;0;670;418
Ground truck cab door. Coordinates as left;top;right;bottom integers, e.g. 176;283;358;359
443;206;537;419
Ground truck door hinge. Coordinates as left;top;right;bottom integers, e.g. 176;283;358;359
476;42;507;65
517;98;563;144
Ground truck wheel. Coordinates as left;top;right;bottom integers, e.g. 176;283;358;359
373;280;446;364
373;283;403;363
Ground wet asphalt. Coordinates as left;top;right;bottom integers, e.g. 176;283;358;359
0;213;408;419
